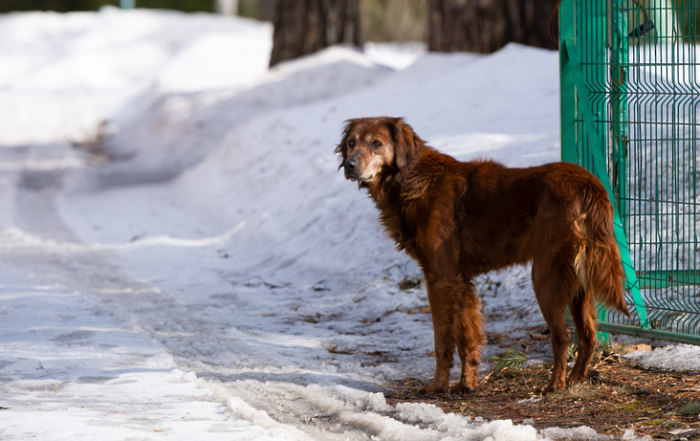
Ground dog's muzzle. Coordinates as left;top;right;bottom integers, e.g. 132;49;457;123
343;158;361;181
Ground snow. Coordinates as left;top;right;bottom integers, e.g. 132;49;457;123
625;344;700;373
0;6;271;145
0;6;696;441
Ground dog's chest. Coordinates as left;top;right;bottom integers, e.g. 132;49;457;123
375;194;425;257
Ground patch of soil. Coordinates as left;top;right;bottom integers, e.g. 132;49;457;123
387;348;700;440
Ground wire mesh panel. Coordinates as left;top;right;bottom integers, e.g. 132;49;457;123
560;0;699;344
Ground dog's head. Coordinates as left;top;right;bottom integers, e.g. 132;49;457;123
335;117;423;186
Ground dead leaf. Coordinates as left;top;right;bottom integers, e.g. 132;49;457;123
399;277;421;290
628;343;652;353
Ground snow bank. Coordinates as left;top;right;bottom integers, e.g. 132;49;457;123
0;6;271;145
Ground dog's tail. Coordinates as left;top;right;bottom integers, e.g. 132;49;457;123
575;187;630;317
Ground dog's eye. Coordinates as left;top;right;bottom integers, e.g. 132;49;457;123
348;140;356;148
372;141;382;148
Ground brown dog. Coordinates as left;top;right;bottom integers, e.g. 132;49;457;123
336;117;630;394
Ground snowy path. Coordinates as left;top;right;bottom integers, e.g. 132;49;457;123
0;144;354;439
0;144;239;439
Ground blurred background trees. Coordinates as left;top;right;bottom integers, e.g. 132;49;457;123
363;0;428;43
2;0;697;58
267;0;556;65
428;0;559;52
269;0;362;67
1;0;115;11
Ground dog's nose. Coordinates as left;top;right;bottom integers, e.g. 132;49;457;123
344;158;359;172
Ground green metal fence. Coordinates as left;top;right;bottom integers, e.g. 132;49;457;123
559;0;700;345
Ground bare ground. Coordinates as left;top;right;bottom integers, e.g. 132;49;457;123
387;344;700;440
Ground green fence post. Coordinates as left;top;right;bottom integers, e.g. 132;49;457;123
560;0;577;164
611;0;629;223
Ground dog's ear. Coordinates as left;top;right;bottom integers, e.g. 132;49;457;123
388;118;423;170
335;119;355;166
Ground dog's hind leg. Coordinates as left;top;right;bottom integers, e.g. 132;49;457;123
567;288;598;386
532;250;579;394
451;282;483;394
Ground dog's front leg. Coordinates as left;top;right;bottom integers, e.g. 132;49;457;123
420;276;456;394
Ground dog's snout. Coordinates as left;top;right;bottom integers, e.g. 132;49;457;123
344;158;359;171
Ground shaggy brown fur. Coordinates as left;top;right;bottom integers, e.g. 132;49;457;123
335;117;630;394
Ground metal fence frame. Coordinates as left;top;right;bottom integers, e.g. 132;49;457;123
559;0;700;345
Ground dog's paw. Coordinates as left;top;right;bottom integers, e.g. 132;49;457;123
450;382;476;394
419;387;445;395
419;381;447;395
541;383;565;395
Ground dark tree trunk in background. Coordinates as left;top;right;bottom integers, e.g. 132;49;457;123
258;0;276;21
269;0;363;67
428;0;559;53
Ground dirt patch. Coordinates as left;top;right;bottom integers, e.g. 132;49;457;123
387;347;700;440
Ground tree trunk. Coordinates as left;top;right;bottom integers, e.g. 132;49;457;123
269;0;363;67
428;0;559;53
258;0;276;21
